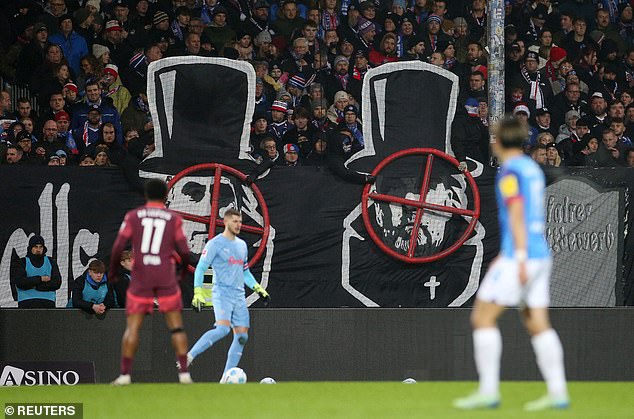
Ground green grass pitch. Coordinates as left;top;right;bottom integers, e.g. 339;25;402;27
3;382;633;418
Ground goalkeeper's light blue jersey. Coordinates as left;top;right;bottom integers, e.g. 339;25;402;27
198;234;249;297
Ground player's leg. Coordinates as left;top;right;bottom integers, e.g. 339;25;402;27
224;326;249;373
164;309;193;384
188;297;232;361
222;298;250;375
454;259;517;409
521;261;569;410
112;313;145;385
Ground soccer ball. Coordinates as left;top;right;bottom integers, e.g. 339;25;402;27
221;367;247;384
402;378;417;384
259;377;276;384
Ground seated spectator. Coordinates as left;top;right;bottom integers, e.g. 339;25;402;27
113;250;133;308
9;235;62;308
94;144;111;167
369;33;399;67
283;107;315;145
327;90;349;125
48;14;89;76
79;153;95;166
338;105;363;147
71;80;123;144
70;259;115;314
101;64;132;115
304;131;328;167
268;100;290;143
530;143;548;164
73;107;102;154
545;142;562;167
282;143;301;166
36;120;71;158
626;147;634;167
4;145;24;165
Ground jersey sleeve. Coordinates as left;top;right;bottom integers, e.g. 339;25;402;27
499;171;522;204
194;239;217;288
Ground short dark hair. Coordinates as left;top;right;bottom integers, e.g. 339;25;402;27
144;179;168;201
497;117;527;149
224;208;241;218
88;259;106;273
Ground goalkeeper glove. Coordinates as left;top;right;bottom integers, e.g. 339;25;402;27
192;287;206;312
253;284;271;306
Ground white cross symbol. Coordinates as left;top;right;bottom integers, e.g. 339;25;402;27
424;276;440;300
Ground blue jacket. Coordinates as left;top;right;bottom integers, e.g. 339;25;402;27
48;31;89;76
71;99;124;144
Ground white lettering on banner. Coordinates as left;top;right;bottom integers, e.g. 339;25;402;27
545;194;615;253
0;183;99;307
0;366;80;386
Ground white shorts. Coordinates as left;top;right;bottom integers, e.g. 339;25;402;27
476;257;552;308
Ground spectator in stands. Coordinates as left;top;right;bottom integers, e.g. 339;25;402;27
452;98;490;169
531;143;548;164
354;17;377;55
203;7;236;56
0;91;16;136
16;98;36;122
556;110;580;143
72;80;123;143
282;143;301;166
101;64;131;114
73;107;102;154
545;142;562;166
36;0;67;33
48;14;89;76
73;8;96;45
268;100;290;143
338;104;363;146
272;0;306;40
4;145;24;165
14;132;39;165
36;120;70;158
77;54;104;96
94;144;111;166
112;249;133;308
10;235;62;308
370;33;399;66
63;82;80;108
101;20;135;69
121;91;153;142
587;92;611;135
626;147;634;167
30;44;67;97
70;259;115;314
79;153;95;166
327;90;349;125
283;107;315;146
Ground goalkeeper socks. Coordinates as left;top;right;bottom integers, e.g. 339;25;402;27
531;328;568;399
121;356;133;375
189;325;231;359
224;333;248;373
473;327;502;397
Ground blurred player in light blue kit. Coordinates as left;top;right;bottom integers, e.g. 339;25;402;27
454;118;569;411
180;208;270;378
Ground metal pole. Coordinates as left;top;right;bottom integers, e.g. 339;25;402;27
487;0;505;137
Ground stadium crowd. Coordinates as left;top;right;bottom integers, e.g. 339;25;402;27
0;0;634;170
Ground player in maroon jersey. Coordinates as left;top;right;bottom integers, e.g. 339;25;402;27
109;179;192;385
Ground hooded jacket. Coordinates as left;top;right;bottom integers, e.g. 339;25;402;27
10;235;62;307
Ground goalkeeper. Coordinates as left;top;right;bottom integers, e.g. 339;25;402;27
180;208;270;377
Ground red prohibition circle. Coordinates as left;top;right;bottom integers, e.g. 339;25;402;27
167;163;270;270
361;148;480;264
